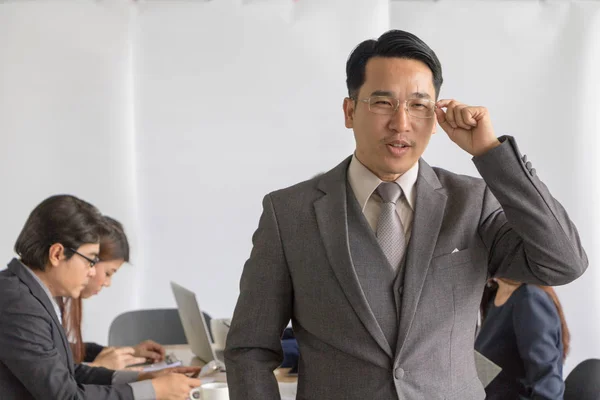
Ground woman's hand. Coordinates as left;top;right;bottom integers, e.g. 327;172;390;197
133;339;166;363
90;346;147;370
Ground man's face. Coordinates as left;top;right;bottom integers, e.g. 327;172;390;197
57;243;99;298
343;57;437;181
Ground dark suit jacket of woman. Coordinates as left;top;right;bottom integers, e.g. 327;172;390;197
0;258;134;400
475;284;564;400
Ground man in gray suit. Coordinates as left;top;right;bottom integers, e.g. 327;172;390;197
224;30;587;400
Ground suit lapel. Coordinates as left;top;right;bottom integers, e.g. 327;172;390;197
314;157;393;358
395;159;447;359
8;258;75;372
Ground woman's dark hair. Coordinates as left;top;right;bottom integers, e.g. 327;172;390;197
63;215;130;363
481;279;571;361
14;195;107;270
59;297;85;363
99;216;130;262
346;29;443;99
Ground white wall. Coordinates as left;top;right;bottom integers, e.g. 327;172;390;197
0;0;598;374
0;0;140;343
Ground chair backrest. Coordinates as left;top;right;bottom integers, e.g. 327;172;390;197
108;308;213;347
564;358;600;400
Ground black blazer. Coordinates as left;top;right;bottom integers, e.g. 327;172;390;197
0;258;134;400
85;342;107;362
475;284;564;400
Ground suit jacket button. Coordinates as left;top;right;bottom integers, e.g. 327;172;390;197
525;161;533;170
522;154;528;163
394;367;405;379
530;168;536;176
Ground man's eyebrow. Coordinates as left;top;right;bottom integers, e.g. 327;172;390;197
410;92;432;99
370;90;395;97
369;90;432;100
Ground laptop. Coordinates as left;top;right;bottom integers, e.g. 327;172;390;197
170;281;225;364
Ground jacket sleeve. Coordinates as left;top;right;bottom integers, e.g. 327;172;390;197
475;136;587;285
224;194;293;400
84;342;106;362
74;363;114;385
512;289;565;399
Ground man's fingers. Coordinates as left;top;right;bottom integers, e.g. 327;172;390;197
170;367;202;375
437;99;461;125
454;105;473;130
435;99;453;108
186;377;202;389
436;99;483;130
462;107;478;127
434;107;454;134
444;102;457;129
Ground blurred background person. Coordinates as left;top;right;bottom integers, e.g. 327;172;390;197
475;277;570;399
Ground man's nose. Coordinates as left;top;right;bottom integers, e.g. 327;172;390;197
390;102;411;131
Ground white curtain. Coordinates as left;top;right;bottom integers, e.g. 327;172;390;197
1;1;598;374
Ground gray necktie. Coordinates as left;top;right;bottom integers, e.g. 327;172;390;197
376;182;406;272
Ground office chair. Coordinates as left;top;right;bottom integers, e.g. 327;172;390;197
564;358;600;400
108;308;213;346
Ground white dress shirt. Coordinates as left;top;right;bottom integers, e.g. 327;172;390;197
347;154;418;244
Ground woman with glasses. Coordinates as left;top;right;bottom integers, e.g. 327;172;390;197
475;277;569;399
0;194;200;400
61;216;167;371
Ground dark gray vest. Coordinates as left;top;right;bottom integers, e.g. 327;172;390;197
346;184;406;353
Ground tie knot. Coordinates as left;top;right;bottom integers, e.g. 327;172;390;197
376;182;402;204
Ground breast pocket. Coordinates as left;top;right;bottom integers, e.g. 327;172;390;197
431;248;474;270
430;248;486;306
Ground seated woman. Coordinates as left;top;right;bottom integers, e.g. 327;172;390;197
62;216;166;370
475;277;569;400
0;195;200;400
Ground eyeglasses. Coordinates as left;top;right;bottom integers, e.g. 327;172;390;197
355;96;436;119
68;248;99;267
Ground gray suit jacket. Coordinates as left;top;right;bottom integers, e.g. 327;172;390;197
224;136;587;400
0;259;134;400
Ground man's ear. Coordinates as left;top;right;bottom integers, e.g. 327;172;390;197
48;243;65;268
343;97;355;129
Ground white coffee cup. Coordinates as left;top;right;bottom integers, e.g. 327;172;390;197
210;318;230;351
189;382;229;400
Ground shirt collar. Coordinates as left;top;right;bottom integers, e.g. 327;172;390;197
348;154;419;211
21;262;62;322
